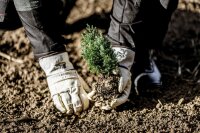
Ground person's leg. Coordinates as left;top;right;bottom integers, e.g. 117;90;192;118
135;0;179;63
107;0;178;88
107;0;178;53
133;0;179;87
13;0;65;59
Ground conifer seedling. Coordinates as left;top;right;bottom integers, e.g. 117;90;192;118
81;25;118;75
81;25;120;110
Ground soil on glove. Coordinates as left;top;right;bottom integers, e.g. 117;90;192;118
0;0;200;132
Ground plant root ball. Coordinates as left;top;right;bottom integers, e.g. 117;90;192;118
92;75;120;109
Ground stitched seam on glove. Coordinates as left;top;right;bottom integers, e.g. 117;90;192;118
47;70;79;84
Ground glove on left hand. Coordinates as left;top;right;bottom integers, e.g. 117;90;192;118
39;52;93;115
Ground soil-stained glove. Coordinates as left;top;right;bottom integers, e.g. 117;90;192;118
108;47;135;108
39;52;93;115
108;47;135;109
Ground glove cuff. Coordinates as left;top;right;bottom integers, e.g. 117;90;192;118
112;47;135;70
39;52;74;76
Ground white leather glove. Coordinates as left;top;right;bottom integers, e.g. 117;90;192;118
39;52;93;115
108;47;135;109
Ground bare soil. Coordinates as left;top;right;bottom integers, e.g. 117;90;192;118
0;0;200;132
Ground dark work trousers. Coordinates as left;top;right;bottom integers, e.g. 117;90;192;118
107;0;179;65
1;0;179;59
0;0;9;22
0;0;66;59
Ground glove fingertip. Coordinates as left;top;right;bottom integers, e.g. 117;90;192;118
53;95;67;113
87;90;96;100
118;78;123;93
110;99;118;109
75;106;82;115
79;88;89;110
80;93;90;110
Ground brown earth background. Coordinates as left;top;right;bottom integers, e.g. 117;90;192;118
0;0;200;132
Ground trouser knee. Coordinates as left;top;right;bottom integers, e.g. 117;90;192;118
107;0;178;49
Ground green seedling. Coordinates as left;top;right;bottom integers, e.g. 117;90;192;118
81;25;118;75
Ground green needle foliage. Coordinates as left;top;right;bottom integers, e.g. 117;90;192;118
81;25;118;75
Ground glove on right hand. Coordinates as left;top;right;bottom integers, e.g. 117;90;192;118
101;47;135;110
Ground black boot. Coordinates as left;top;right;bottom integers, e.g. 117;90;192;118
132;49;162;92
